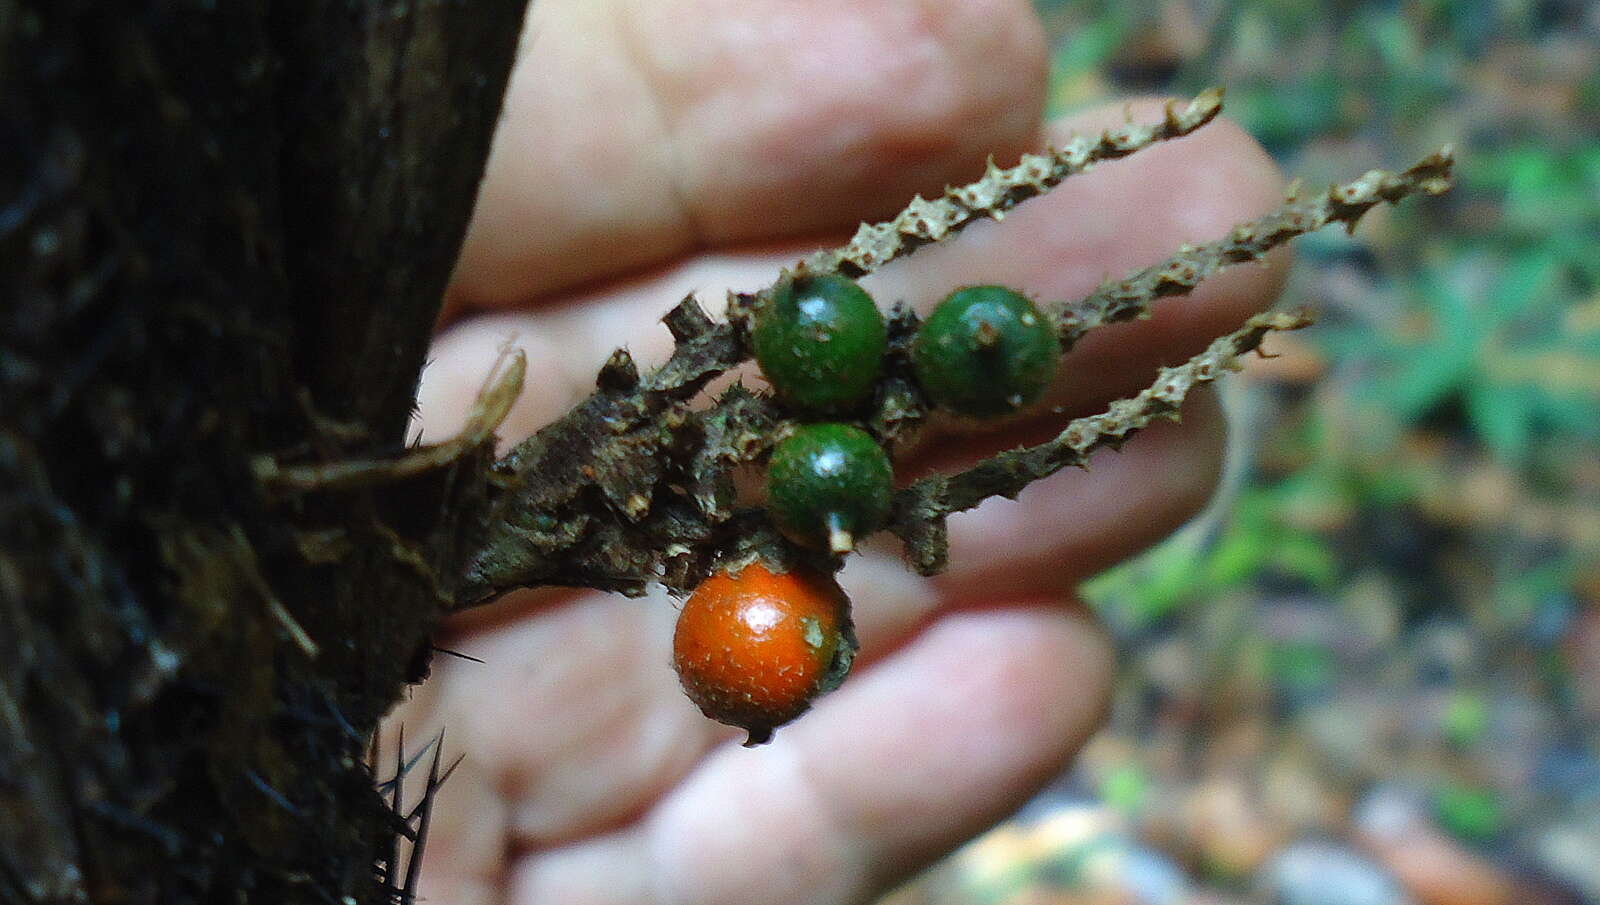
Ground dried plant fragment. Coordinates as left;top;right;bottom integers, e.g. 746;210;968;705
255;349;526;493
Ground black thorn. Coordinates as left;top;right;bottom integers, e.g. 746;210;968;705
322;689;361;741
431;645;485;664
401;730;448;902
389;725;406;867
245;770;303;816
376;731;438;795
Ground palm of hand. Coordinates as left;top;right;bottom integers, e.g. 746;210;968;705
389;1;1286;902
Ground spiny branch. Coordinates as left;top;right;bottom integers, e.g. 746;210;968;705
801;89;1225;278
451;93;1454;605
593;92;1230;415
1053;147;1457;347
890;310;1315;574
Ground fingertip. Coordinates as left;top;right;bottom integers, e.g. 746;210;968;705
793;601;1115;893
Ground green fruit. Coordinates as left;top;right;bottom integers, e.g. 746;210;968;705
767;423;892;554
911;285;1059;417
753;274;887;414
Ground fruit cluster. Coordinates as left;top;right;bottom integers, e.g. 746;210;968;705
672;274;1061;743
756;274;1060;555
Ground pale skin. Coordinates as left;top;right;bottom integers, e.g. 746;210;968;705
393;1;1289;903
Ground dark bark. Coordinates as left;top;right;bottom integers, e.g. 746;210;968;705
0;1;526;901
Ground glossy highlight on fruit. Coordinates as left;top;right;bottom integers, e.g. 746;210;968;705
911;285;1059;417
672;560;856;745
766;423;893;554
753;273;887;414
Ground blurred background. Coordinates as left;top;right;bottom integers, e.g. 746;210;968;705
880;3;1600;904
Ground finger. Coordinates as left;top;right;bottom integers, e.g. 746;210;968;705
506;600;1114;905
426;589;720;850
400;556;935;865
449;0;1047;309
394;585;699;905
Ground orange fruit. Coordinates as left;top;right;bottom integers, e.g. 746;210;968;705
672;560;856;745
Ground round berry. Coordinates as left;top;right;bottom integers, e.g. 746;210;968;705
911;285;1059;417
672;560;856;745
753;273;887;414
767;423;892;554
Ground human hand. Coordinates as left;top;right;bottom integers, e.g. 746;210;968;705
391;1;1287;902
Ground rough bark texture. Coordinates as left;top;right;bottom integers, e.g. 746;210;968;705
0;1;526;901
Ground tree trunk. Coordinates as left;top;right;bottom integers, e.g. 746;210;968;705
1;1;527;901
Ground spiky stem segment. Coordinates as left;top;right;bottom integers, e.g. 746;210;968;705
890;310;1315;574
1054;147;1456;347
447;94;1454;604
800;89;1225;278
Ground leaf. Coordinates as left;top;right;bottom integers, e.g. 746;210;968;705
1488;250;1561;320
1051;16;1130;80
1100;764;1148;815
1204;499;1276;589
1465;382;1532;462
1389;270;1480;418
1434;784;1504;843
1530;391;1600;440
1084;534;1209;630
1271;533;1338;589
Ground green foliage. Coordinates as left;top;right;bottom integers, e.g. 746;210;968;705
1268;639;1335;694
1323;247;1598;464
1440;691;1489;748
1084;483;1339;630
1099;763;1148;815
1053;0;1597;626
1433;783;1505;843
